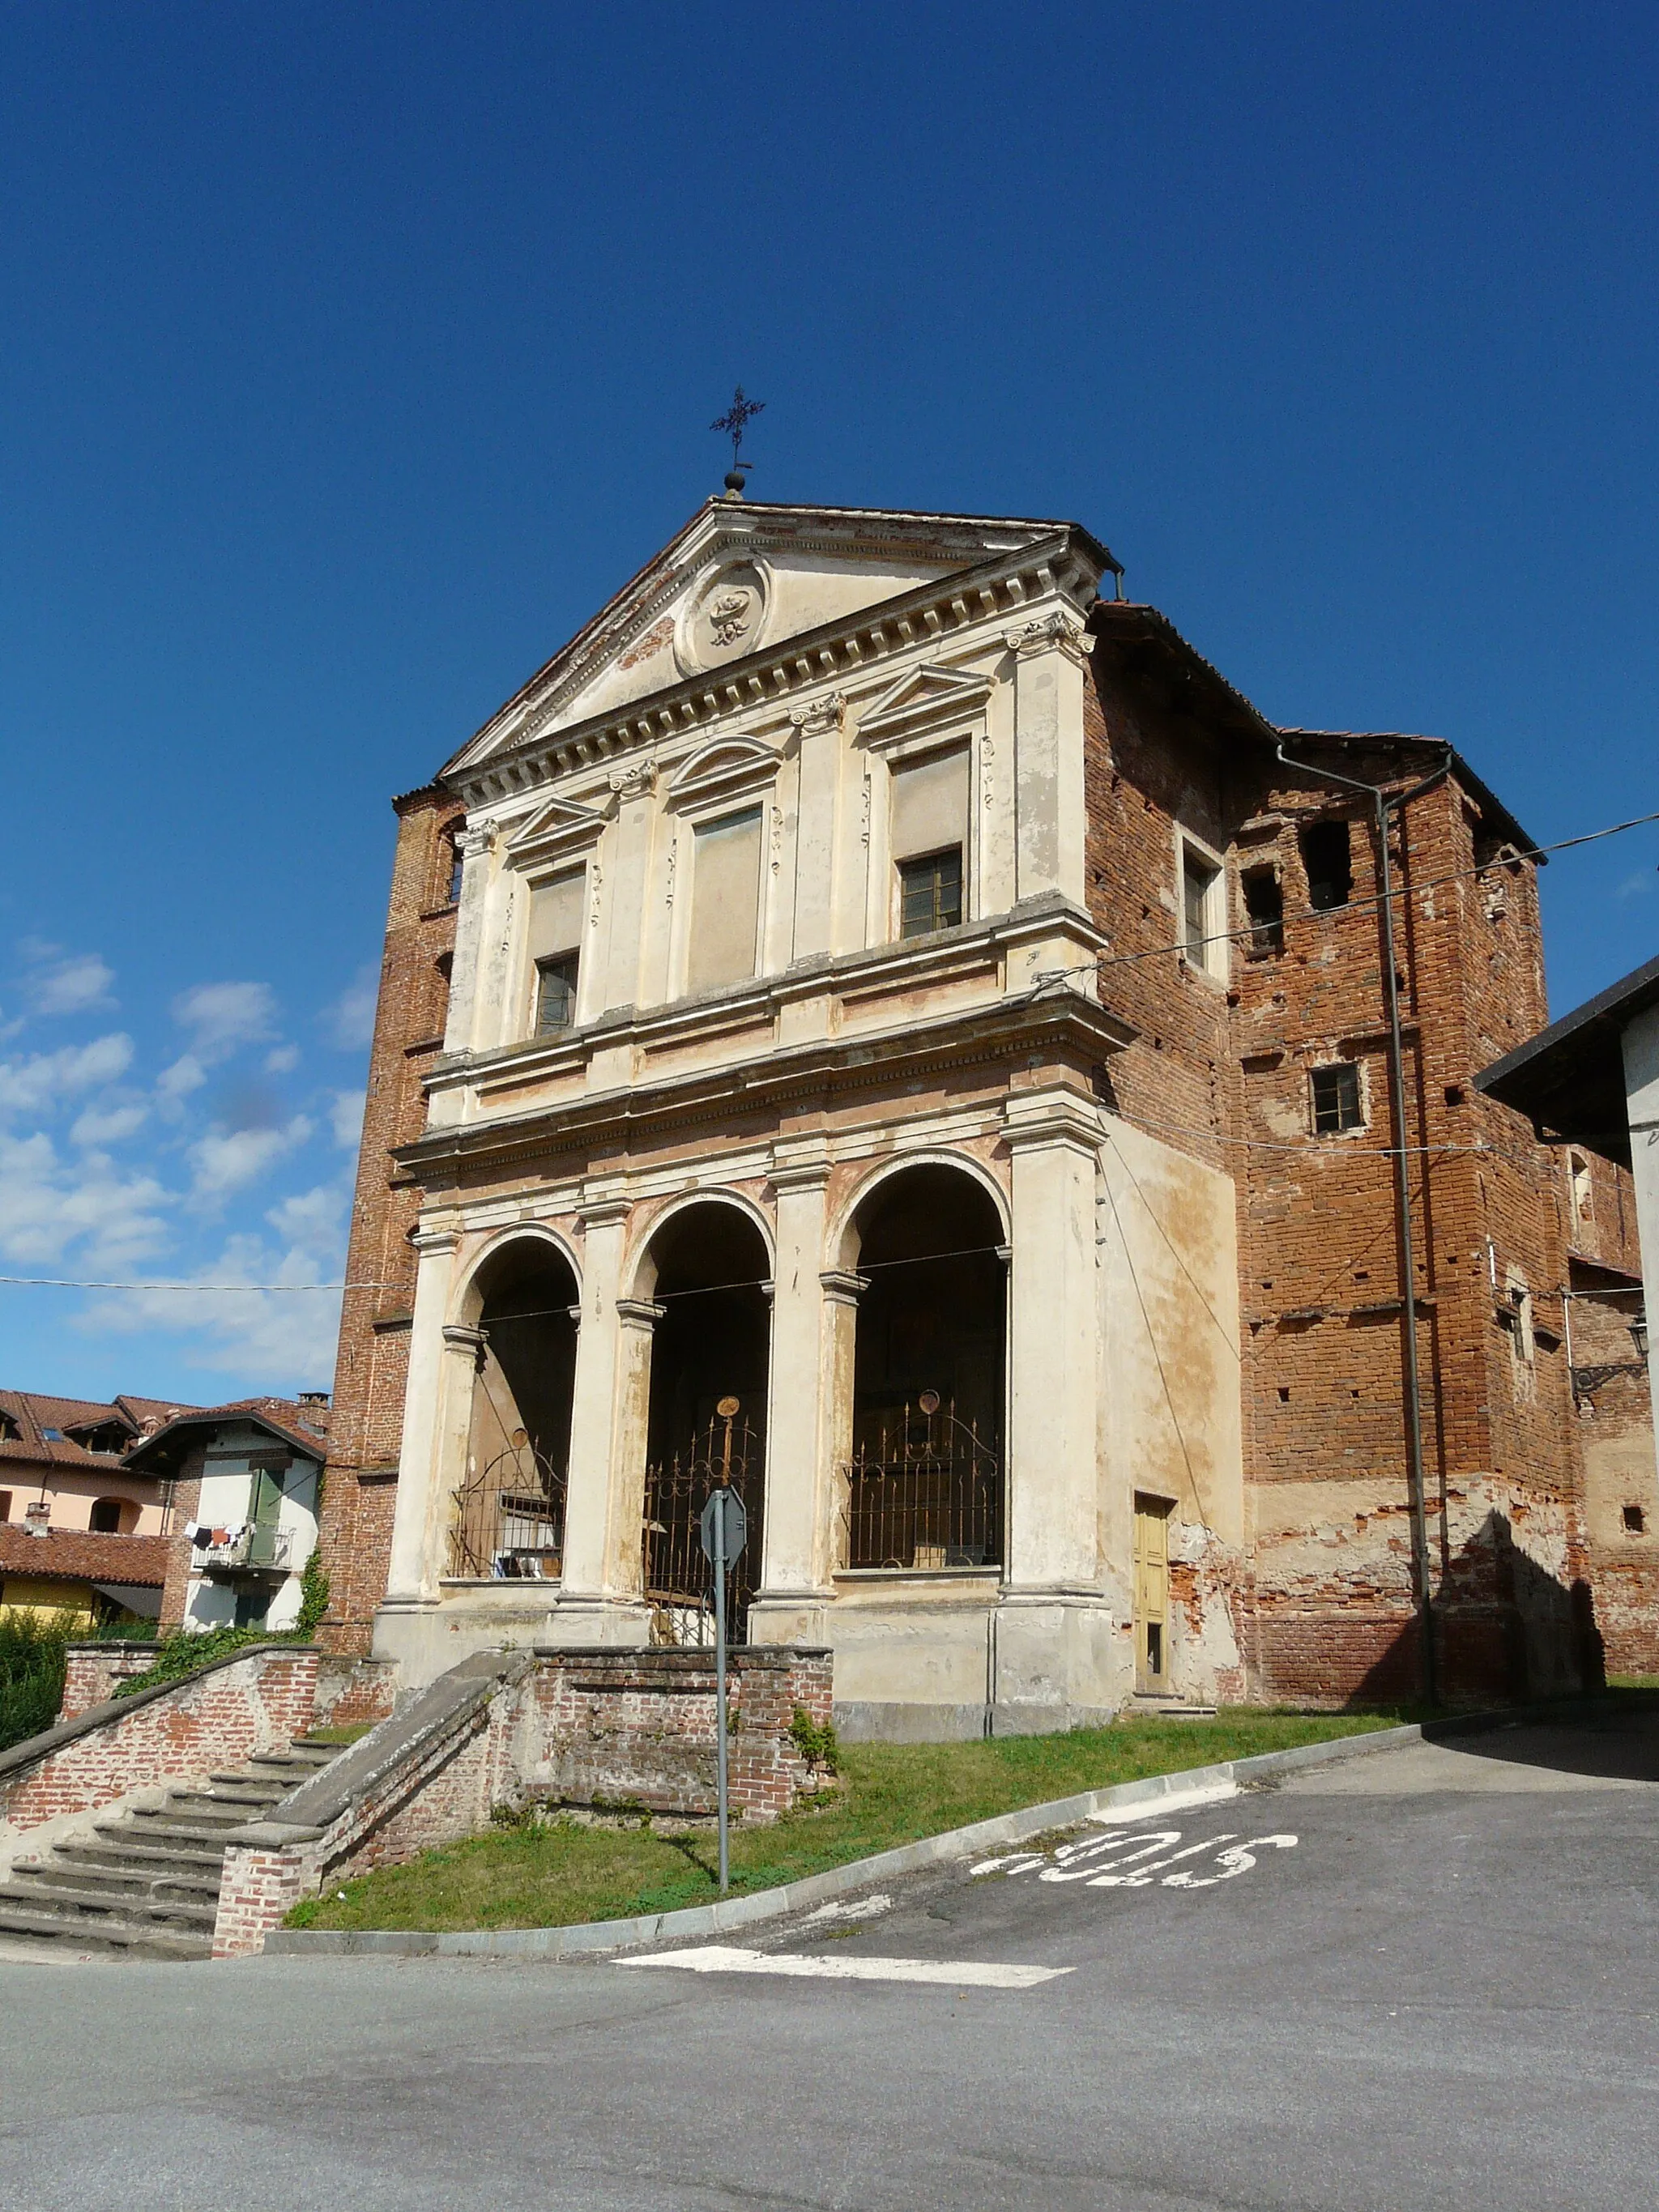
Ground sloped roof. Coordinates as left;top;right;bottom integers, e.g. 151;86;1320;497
1476;949;1659;1168
0;1389;199;1473
0;1526;169;1588
122;1397;330;1477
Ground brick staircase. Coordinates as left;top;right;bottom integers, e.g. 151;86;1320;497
0;1737;341;1961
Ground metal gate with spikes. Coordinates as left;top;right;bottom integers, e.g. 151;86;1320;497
838;1395;1001;1571
448;1441;566;1581
643;1401;761;1645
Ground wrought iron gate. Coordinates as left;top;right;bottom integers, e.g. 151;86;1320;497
448;1438;567;1580
643;1400;761;1644
838;1393;1001;1571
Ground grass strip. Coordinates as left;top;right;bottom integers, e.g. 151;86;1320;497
287;1707;1401;1935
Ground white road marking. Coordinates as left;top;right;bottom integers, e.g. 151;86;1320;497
977;1825;1300;1890
801;1893;893;1926
970;1784;1239;1874
619;1946;1072;1988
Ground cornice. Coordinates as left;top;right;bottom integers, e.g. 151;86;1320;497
394;987;1133;1183
446;533;1098;810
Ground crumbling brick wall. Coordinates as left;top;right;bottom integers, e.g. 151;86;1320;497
315;785;461;1652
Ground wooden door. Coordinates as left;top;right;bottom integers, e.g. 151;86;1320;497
1133;1495;1171;1693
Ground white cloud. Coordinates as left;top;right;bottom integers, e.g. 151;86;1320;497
328;1088;367;1149
325;966;380;1051
26;948;117;1016
267;1183;348;1259
70;1097;149;1147
1615;869;1654;901
0;1129;172;1271
156;1054;207;1110
0;1033;134;1116
265;1044;301;1073
75;1225;346;1387
172;980;278;1059
187;1115;313;1202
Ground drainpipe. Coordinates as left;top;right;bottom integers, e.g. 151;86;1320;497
1276;741;1452;1707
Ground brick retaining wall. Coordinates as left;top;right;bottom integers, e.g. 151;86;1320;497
58;1643;161;1723
211;1644;835;1957
0;1647;319;1836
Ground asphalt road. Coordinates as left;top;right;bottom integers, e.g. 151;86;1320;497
2;1709;1657;2212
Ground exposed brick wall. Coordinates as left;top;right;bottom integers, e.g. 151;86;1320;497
58;1643;160;1722
316;785;461;1653
522;1647;835;1822
0;1647;318;1834
209;1645;835;1954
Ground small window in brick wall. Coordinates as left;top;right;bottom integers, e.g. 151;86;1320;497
446;834;466;907
1242;867;1285;957
1311;1062;1363;1135
1301;819;1353;911
1623;1504;1645;1535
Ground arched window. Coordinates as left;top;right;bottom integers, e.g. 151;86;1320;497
842;1164;1006;1571
449;1240;578;1579
89;1497;133;1534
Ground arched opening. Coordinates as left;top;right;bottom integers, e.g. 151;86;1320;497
89;1496;135;1534
449;1238;579;1580
843;1163;1006;1571
640;1201;770;1642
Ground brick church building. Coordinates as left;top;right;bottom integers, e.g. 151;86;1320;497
313;497;1654;1733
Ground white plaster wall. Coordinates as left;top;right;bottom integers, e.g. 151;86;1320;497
1096;1118;1243;1554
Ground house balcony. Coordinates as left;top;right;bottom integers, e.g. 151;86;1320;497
198;1526;294;1580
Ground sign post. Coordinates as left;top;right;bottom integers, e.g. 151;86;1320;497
698;1396;747;1894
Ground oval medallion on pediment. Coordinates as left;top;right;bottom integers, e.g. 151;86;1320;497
677;558;770;676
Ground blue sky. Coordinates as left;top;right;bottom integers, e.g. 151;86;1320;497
2;2;1657;1405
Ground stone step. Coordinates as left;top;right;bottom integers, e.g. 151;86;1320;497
164;1787;283;1815
65;1835;227;1877
0;1880;216;1933
16;1860;220;1905
205;1771;292;1796
0;1903;209;1961
107;1815;245;1848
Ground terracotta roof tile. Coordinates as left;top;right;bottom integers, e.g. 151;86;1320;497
0;1525;168;1587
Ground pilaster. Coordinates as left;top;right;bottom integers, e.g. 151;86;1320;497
1007;612;1088;909
381;1229;463;1607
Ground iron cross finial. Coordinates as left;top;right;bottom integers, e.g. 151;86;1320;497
710;386;765;489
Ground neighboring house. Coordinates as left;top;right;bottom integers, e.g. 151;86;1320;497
0;1391;192;1536
0;1524;170;1626
1478;951;1659;1672
312;492;1654;1728
133;1397;331;1635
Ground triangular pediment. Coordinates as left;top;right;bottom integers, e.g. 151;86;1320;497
503;791;613;868
446;502;1082;781
856;663;995;748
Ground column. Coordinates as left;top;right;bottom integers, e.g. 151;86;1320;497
1007;613;1089;910
382;1229;463;1607
560;1198;643;1605
759;1157;834;1599
1003;1093;1101;1592
441;822;495;1055
996;1089;1112;1726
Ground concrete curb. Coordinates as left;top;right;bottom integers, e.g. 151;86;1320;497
258;1690;1659;1962
262;1720;1420;1960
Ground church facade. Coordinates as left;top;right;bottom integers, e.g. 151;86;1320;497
314;497;1653;1732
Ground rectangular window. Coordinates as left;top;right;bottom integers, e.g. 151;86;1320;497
535;954;578;1036
899;849;964;938
1242;867;1285;957
1178;838;1225;978
688;808;763;991
1311;1061;1363;1134
446;836;465;907
891;747;969;939
1301;819;1353;911
528;872;583;1036
0;1491;11;1522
